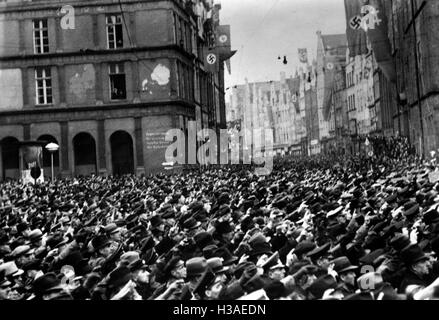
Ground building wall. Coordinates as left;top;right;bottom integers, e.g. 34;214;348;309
0;0;226;179
0;68;23;110
389;0;439;154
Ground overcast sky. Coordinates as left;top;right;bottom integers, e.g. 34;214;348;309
220;0;347;92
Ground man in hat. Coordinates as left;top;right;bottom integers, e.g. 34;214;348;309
399;244;434;293
331;256;359;296
129;258;152;299
11;245;35;268
150;257;187;300
88;235;113;270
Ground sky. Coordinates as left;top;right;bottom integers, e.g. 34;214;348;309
220;0;347;95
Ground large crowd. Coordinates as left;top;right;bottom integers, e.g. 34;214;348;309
1;136;439;300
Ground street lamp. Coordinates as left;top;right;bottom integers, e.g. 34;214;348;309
45;142;59;181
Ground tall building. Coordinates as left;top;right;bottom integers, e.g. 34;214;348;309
387;0;439;154
227;73;305;157
315;31;347;153
0;0;228;180
345;49;375;154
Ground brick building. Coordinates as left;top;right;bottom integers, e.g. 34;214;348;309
0;0;227;180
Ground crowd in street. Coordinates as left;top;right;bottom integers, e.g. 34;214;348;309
1;136;439;300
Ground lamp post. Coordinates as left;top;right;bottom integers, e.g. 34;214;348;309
45;142;59;182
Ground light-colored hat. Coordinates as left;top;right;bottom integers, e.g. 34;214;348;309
0;261;24;277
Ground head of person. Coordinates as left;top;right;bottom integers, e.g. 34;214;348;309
205;278;225;300
165;257;187;280
268;265;286;281
185;257;208;289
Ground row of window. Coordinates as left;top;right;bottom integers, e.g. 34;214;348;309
33;15;124;54
34;63;127;105
32;13;195;54
34;62;203;106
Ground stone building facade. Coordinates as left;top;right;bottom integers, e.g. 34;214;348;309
0;0;227;180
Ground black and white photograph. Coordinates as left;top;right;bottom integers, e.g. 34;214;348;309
1;0;439;306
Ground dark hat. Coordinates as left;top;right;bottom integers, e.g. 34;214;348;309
194;232;218;250
188;201;205;213
32;273;64;296
423;207;439;225
385;194;398;203
248;241;273;257
129;258;148;272
215;220;233;234
359;249;385;266
307;274;338;299
331;256;358;274
390;234;411;252
182;217;201;231
149;215;164;230
307;243;331;260
243;274;271;293
207;257;229;274
213;247;238;266
91;235;111;251
155;237;176;256
403;202;419;217
294;241;316;257
107;266;132;289
264;281;287;300
400;244;429;266
203;244;219;259
186;257;208;278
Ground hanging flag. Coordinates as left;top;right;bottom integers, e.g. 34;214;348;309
216;25;231;49
344;0;368;57
364;0;396;82
298;48;308;63
216;25;236;75
204;47;219;73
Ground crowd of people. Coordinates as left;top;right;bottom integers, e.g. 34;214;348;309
1;137;439;300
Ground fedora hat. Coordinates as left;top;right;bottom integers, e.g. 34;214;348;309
307;274;338;299
207;257;229;274
213;247;238;266
331;256;358;274
0;261;24;277
91;235;111;251
400;244;429;266
307;243;331;261
182;217;201;231
32;272;64;296
294;241;316;257
194;232;218;250
186;257;208;278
